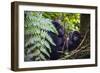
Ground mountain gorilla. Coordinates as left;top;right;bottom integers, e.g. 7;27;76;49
48;21;82;60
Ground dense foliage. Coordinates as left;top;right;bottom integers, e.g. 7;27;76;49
42;12;80;32
24;11;90;61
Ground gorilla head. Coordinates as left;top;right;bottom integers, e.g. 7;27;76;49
69;31;81;42
66;31;82;51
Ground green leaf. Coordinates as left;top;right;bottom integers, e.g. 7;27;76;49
35;57;40;61
40;46;50;57
40;53;46;60
27;43;41;54
32;49;40;57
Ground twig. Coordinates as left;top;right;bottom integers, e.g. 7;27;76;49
74;30;89;50
60;44;89;59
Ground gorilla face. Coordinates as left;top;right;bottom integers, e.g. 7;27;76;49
67;31;81;51
70;31;81;42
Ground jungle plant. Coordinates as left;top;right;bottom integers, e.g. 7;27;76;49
24;11;58;61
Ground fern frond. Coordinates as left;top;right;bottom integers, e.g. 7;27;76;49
24;11;58;61
40;46;50;57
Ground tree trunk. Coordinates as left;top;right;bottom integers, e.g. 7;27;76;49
80;14;90;58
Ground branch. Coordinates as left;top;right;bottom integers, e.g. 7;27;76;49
60;44;89;59
59;30;89;59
